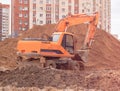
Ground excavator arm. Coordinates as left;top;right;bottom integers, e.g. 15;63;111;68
55;12;99;48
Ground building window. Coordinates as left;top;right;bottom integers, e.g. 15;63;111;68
62;2;65;6
24;21;28;25
86;2;90;7
24;0;28;4
62;15;66;18
82;3;84;7
75;10;78;14
87;9;90;12
55;14;58;18
40;0;43;4
40;14;43;17
40;7;43;10
62;8;65;12
33;6;36;11
2;8;9;12
75;4;78;7
40;21;43;24
33;20;36;24
33;13;36;17
33;0;36;3
55;8;59;12
55;0;59;3
46;13;51;18
23;7;28;11
46;6;51;11
46;20;51;24
19;6;22;11
19;13;22;17
19;0;22;3
82;9;84;13
24;14;28;18
46;0;51;4
19;20;22;24
68;2;71;6
22;27;26;31
19;27;22;30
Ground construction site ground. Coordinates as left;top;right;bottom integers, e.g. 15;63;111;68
0;24;120;91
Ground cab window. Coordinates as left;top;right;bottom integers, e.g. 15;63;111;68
52;34;60;42
62;34;74;54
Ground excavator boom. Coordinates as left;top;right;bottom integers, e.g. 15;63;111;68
55;12;99;47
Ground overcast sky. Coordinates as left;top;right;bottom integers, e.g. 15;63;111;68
1;0;120;38
1;0;9;4
111;0;120;38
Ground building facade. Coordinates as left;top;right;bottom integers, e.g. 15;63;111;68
92;0;111;32
0;3;2;40
2;4;10;40
0;3;10;41
11;0;29;36
11;0;111;36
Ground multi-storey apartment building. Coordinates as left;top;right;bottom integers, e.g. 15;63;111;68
79;0;93;14
2;4;10;40
11;0;111;36
0;3;10;41
11;0;29;36
92;0;111;32
29;0;46;29
0;3;2;40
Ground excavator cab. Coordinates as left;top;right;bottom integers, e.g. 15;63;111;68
61;34;74;54
52;32;75;55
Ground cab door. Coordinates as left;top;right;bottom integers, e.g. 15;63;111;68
61;34;74;54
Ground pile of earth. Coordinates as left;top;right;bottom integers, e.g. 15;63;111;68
0;38;18;69
0;24;120;70
0;24;120;91
0;66;120;90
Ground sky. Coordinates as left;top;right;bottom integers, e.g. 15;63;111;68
1;0;120;39
1;0;10;4
111;0;120;38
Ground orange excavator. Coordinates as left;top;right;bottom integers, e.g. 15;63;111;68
17;12;99;70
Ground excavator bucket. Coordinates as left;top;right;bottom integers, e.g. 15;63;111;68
77;49;89;62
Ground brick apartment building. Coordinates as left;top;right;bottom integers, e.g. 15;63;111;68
11;0;29;36
11;0;111;36
0;3;2;40
0;3;10;40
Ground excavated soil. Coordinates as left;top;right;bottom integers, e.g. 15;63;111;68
0;24;120;90
0;66;120;90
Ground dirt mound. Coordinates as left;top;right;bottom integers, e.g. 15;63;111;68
0;24;120;70
0;66;120;90
20;24;56;38
0;38;18;68
87;30;120;70
0;24;120;90
0;66;84;89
